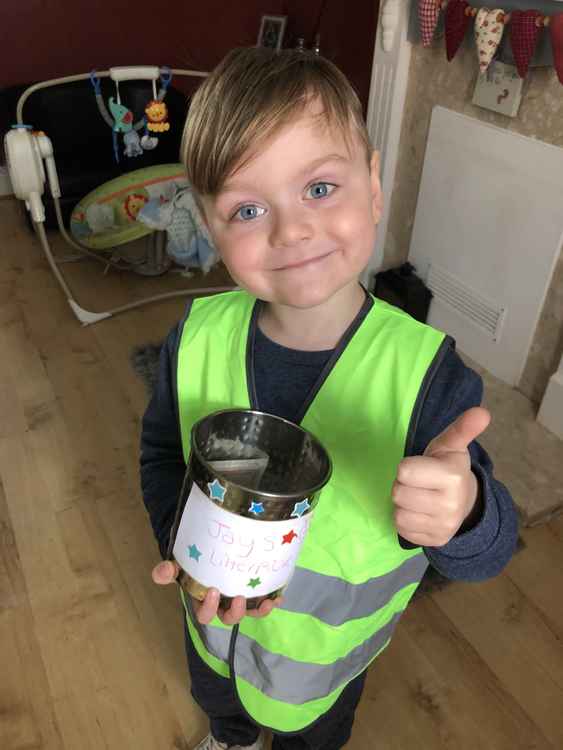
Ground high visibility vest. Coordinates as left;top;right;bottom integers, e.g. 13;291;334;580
176;290;448;733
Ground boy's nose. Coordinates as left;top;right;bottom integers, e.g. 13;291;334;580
269;208;313;248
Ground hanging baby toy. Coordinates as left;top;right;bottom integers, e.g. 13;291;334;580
90;66;173;163
145;99;170;134
141;66;172;150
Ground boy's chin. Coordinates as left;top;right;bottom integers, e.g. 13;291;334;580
265;279;362;311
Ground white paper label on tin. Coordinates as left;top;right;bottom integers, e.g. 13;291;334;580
172;481;312;598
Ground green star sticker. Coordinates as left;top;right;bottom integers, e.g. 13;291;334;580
247;577;261;589
188;543;202;562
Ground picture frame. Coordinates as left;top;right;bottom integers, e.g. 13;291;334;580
256;15;288;52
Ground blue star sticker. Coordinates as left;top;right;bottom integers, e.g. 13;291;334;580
249;501;265;515
207;478;226;503
291;498;311;518
188;543;202;562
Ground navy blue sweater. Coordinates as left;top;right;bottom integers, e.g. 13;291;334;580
140;302;519;583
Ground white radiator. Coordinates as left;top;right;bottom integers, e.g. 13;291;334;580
409;107;563;386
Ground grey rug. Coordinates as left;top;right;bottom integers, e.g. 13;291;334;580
131;342;523;599
132;342;163;396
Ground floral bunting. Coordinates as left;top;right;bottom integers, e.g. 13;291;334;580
474;8;506;73
420;0;563;83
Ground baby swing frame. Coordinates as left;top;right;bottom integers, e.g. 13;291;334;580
12;66;236;326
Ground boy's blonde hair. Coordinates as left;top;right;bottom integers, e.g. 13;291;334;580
181;47;372;197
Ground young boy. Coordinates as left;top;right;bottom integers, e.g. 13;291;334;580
141;47;518;750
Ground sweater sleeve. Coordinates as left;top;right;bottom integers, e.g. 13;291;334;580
140;324;186;559
412;345;520;581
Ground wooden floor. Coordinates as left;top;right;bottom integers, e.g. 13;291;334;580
1;199;562;750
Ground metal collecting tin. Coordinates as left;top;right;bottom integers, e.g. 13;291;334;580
168;409;332;610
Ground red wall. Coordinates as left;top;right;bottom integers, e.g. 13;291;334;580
1;0;379;113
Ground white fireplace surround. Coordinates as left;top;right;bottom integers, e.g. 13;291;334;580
538;355;563;440
363;0;412;285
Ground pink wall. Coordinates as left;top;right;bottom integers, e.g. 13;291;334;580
1;0;378;112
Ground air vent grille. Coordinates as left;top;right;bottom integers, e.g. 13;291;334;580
426;264;506;342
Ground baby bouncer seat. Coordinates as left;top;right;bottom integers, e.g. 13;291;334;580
4;65;234;325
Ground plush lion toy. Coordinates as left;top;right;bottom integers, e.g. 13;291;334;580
123;193;148;221
145;100;170;133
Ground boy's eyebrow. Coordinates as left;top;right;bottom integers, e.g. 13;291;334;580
220;153;349;195
301;153;350;172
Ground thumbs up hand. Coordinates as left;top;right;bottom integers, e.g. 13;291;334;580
392;407;491;547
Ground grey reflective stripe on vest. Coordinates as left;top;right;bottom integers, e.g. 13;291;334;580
190;552;428;703
192;616;232;662
187;597;232;662
281;553;428;626
233;610;404;704
193;606;406;704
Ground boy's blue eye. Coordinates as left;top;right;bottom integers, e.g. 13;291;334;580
306;182;336;199
234;205;266;221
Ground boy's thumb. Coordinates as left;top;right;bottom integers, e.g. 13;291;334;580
424;406;491;457
152;560;179;585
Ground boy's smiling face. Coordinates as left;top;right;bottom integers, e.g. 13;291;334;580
202;99;382;310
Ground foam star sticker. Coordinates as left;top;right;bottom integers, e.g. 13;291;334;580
247;577;261;589
207;478;226;503
282;530;298;545
249;501;265;516
291;499;310;518
188;543;202;562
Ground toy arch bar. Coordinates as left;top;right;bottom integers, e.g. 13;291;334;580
14;67;237;326
16;67;205;124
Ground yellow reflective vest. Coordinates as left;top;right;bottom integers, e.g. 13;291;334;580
176;290;447;733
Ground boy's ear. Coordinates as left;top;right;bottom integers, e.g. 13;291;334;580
369;150;384;224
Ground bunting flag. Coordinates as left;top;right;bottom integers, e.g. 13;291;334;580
421;0;563;85
551;13;563;85
510;10;543;78
419;0;442;46
474;8;506;73
445;0;472;61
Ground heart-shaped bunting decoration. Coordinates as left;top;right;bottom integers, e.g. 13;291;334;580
474;8;506;73
550;13;563;85
445;0;472;61
419;0;442;47
510;10;543;79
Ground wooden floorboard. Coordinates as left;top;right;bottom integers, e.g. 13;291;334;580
1;199;562;749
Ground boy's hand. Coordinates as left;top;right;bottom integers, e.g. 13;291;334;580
392;407;491;547
151;560;283;625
